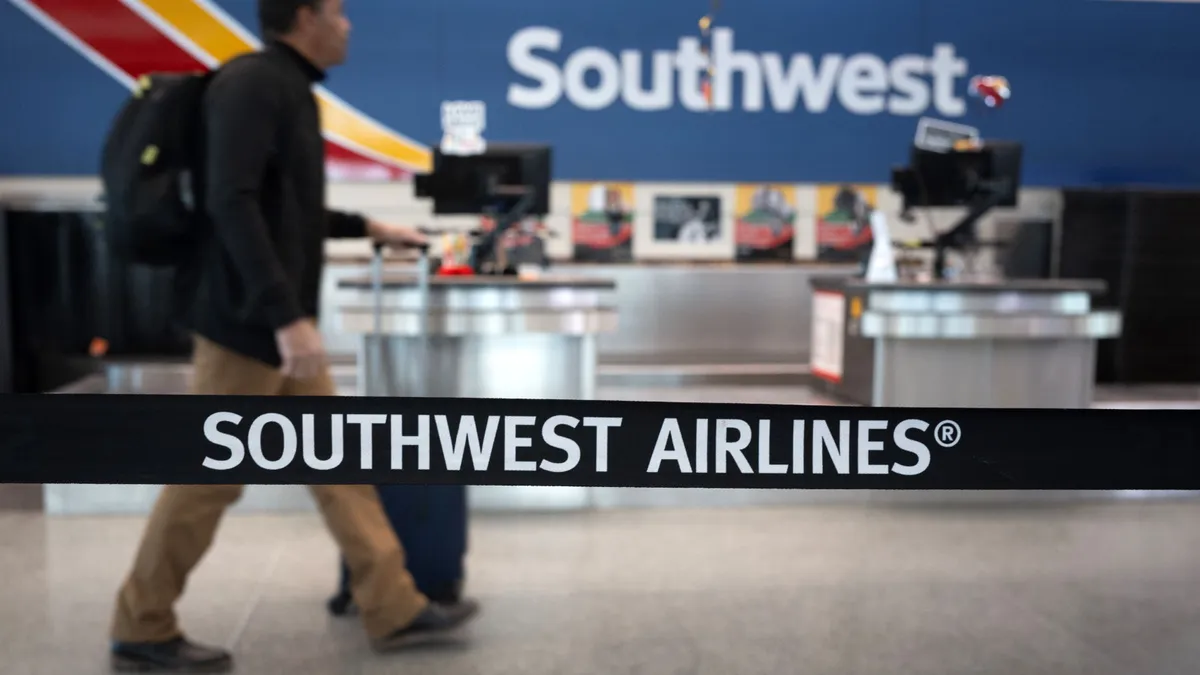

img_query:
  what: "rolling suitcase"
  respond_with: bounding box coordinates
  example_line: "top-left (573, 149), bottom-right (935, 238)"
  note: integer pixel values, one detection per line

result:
top-left (327, 241), bottom-right (469, 616)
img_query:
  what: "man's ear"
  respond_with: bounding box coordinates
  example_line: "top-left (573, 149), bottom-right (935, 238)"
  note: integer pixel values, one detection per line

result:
top-left (293, 5), bottom-right (317, 32)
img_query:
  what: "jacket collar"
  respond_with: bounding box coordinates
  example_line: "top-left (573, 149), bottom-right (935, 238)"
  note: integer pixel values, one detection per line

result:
top-left (268, 39), bottom-right (326, 83)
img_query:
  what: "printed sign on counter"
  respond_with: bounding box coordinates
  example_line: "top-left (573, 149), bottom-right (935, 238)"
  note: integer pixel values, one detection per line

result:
top-left (811, 291), bottom-right (846, 383)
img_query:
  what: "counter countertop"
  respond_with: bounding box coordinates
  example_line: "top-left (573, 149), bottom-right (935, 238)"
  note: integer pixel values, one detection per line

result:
top-left (1, 194), bottom-right (104, 212)
top-left (810, 276), bottom-right (1107, 295)
top-left (325, 253), bottom-right (858, 271)
top-left (338, 274), bottom-right (617, 290)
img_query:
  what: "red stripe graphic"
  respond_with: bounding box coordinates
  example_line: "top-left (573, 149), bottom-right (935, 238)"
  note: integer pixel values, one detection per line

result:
top-left (30, 0), bottom-right (202, 77)
top-left (26, 0), bottom-right (406, 180)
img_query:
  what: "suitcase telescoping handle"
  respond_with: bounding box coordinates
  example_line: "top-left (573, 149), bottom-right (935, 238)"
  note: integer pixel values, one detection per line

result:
top-left (371, 240), bottom-right (431, 336)
top-left (370, 240), bottom-right (433, 398)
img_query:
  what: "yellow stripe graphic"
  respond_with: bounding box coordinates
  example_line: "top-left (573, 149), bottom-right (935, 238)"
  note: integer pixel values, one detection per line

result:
top-left (137, 0), bottom-right (431, 172)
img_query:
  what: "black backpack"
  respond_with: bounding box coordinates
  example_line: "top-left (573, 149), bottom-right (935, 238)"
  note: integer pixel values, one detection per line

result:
top-left (99, 70), bottom-right (215, 267)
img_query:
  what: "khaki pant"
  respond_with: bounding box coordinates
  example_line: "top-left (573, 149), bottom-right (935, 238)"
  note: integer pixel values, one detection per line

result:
top-left (110, 335), bottom-right (428, 643)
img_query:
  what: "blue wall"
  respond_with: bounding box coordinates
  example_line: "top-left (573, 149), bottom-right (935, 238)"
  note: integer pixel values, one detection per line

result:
top-left (2, 0), bottom-right (1198, 186)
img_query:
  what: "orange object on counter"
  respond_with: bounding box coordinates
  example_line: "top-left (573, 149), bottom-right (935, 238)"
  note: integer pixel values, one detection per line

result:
top-left (437, 265), bottom-right (475, 276)
top-left (89, 337), bottom-right (109, 357)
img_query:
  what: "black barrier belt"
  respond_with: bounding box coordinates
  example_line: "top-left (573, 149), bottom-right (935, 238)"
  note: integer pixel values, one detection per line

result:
top-left (2, 394), bottom-right (1200, 489)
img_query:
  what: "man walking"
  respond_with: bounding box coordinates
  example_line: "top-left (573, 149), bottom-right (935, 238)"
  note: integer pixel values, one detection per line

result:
top-left (108, 1), bottom-right (478, 671)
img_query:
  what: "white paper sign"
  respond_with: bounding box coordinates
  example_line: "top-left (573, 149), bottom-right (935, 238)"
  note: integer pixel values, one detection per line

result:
top-left (811, 291), bottom-right (846, 383)
top-left (914, 116), bottom-right (979, 153)
top-left (440, 100), bottom-right (487, 156)
top-left (864, 209), bottom-right (898, 283)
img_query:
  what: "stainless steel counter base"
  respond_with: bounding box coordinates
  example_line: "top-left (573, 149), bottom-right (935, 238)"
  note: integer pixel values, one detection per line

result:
top-left (357, 334), bottom-right (595, 401)
top-left (356, 333), bottom-right (599, 512)
top-left (811, 278), bottom-right (1123, 408)
top-left (340, 273), bottom-right (620, 512)
top-left (871, 338), bottom-right (1099, 408)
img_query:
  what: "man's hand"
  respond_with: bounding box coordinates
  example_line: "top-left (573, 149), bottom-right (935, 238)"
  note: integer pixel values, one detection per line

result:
top-left (366, 220), bottom-right (428, 249)
top-left (275, 318), bottom-right (327, 380)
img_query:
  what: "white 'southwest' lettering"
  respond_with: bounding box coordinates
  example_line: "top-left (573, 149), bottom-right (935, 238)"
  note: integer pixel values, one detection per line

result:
top-left (347, 414), bottom-right (387, 469)
top-left (202, 412), bottom-right (244, 471)
top-left (506, 26), bottom-right (967, 116)
top-left (201, 412), bottom-right (623, 473)
top-left (435, 415), bottom-right (500, 471)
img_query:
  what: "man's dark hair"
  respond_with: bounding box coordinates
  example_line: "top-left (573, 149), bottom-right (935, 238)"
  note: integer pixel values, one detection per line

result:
top-left (258, 0), bottom-right (324, 38)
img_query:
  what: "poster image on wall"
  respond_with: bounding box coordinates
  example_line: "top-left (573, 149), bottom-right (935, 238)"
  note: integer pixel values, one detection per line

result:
top-left (815, 184), bottom-right (878, 264)
top-left (478, 214), bottom-right (549, 268)
top-left (570, 183), bottom-right (635, 263)
top-left (733, 184), bottom-right (797, 261)
top-left (653, 195), bottom-right (722, 244)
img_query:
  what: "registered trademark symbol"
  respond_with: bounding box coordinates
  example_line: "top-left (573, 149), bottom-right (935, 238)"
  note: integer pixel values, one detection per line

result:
top-left (934, 421), bottom-right (961, 448)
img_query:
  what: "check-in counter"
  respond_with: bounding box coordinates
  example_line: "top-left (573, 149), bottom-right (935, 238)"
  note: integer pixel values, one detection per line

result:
top-left (321, 257), bottom-right (859, 368)
top-left (336, 272), bottom-right (618, 510)
top-left (337, 273), bottom-right (617, 399)
top-left (808, 277), bottom-right (1122, 408)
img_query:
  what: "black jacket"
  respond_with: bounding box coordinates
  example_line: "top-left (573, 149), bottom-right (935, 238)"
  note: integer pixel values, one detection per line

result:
top-left (191, 41), bottom-right (367, 367)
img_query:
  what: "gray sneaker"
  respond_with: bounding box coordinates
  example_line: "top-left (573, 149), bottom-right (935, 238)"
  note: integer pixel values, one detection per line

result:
top-left (110, 636), bottom-right (233, 673)
top-left (371, 599), bottom-right (481, 652)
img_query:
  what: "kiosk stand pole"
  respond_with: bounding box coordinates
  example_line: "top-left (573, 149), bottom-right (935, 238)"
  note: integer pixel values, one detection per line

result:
top-left (931, 181), bottom-right (1011, 280)
top-left (469, 189), bottom-right (536, 275)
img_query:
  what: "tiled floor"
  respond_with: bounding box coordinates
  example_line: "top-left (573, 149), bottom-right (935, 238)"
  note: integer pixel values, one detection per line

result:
top-left (4, 499), bottom-right (1200, 674)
